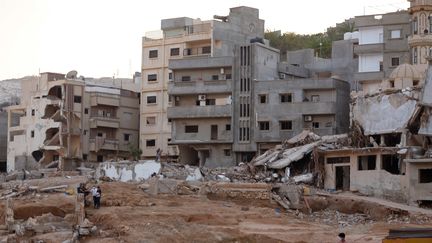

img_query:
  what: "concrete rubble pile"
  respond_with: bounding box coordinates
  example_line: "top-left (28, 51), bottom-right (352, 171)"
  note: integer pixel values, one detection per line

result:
top-left (0, 176), bottom-right (97, 242)
top-left (250, 131), bottom-right (349, 184)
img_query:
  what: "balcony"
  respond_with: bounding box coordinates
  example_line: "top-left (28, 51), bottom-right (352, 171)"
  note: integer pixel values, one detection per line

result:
top-left (169, 56), bottom-right (232, 70)
top-left (168, 105), bottom-right (232, 119)
top-left (257, 102), bottom-right (336, 115)
top-left (143, 23), bottom-right (211, 42)
top-left (408, 34), bottom-right (432, 47)
top-left (89, 138), bottom-right (119, 151)
top-left (90, 93), bottom-right (120, 107)
top-left (168, 79), bottom-right (232, 95)
top-left (354, 71), bottom-right (385, 81)
top-left (89, 116), bottom-right (120, 129)
top-left (354, 43), bottom-right (384, 54)
top-left (183, 46), bottom-right (211, 58)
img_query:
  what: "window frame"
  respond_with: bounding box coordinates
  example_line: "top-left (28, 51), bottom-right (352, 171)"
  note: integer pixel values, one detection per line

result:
top-left (149, 50), bottom-right (158, 58)
top-left (258, 121), bottom-right (270, 131)
top-left (279, 120), bottom-right (293, 131)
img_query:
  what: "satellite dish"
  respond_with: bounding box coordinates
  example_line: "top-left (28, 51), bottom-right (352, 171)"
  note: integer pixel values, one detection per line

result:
top-left (66, 70), bottom-right (78, 79)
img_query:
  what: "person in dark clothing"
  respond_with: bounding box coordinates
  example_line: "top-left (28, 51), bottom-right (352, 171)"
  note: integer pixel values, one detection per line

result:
top-left (94, 186), bottom-right (102, 209)
top-left (77, 183), bottom-right (90, 206)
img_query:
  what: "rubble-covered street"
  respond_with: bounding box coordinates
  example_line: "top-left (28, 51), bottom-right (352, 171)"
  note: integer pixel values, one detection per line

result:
top-left (0, 163), bottom-right (431, 243)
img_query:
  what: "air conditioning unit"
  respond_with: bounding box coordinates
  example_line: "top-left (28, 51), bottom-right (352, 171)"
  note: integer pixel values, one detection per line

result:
top-left (198, 94), bottom-right (207, 101)
top-left (279, 73), bottom-right (286, 79)
top-left (304, 115), bottom-right (312, 122)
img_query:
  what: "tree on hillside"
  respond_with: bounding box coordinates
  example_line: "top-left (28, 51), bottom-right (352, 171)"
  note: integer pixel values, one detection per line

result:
top-left (264, 19), bottom-right (355, 59)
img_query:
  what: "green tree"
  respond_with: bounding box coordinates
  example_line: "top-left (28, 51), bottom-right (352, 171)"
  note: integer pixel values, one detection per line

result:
top-left (129, 145), bottom-right (142, 161)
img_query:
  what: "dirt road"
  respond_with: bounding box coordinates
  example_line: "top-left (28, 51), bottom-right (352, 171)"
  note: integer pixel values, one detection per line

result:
top-left (78, 182), bottom-right (432, 243)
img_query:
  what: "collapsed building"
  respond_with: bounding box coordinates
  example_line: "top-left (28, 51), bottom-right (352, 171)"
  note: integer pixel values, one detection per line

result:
top-left (6, 72), bottom-right (140, 172)
top-left (251, 62), bottom-right (432, 206)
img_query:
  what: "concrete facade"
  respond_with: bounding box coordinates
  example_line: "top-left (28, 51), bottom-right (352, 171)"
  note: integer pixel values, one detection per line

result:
top-left (352, 11), bottom-right (411, 93)
top-left (141, 6), bottom-right (265, 160)
top-left (6, 72), bottom-right (140, 172)
top-left (167, 37), bottom-right (350, 167)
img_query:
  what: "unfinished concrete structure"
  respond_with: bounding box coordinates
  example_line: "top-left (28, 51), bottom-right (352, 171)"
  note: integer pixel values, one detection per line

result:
top-left (141, 6), bottom-right (265, 160)
top-left (168, 38), bottom-right (350, 167)
top-left (6, 72), bottom-right (140, 172)
top-left (352, 11), bottom-right (411, 93)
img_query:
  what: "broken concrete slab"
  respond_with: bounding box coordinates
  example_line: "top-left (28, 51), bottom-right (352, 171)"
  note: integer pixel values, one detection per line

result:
top-left (97, 160), bottom-right (161, 182)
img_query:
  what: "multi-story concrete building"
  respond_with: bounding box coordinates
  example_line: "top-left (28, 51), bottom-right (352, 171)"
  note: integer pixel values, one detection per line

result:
top-left (6, 72), bottom-right (140, 172)
top-left (140, 6), bottom-right (265, 160)
top-left (168, 36), bottom-right (350, 167)
top-left (352, 11), bottom-right (411, 93)
top-left (408, 0), bottom-right (432, 73)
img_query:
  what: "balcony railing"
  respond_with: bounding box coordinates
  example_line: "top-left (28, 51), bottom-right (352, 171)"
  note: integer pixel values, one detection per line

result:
top-left (89, 138), bottom-right (119, 151)
top-left (183, 46), bottom-right (211, 57)
top-left (143, 23), bottom-right (211, 41)
top-left (168, 105), bottom-right (232, 119)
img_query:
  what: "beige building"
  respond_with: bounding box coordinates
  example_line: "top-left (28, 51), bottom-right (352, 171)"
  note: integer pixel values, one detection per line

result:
top-left (6, 72), bottom-right (140, 172)
top-left (141, 7), bottom-right (265, 159)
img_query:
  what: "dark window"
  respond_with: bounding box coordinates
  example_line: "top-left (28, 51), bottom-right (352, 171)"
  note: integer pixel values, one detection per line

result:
top-left (185, 125), bottom-right (198, 133)
top-left (280, 93), bottom-right (292, 103)
top-left (83, 130), bottom-right (87, 135)
top-left (124, 134), bottom-right (130, 142)
top-left (31, 109), bottom-right (35, 116)
top-left (170, 48), bottom-right (180, 56)
top-left (312, 122), bottom-right (319, 128)
top-left (226, 124), bottom-right (231, 131)
top-left (181, 76), bottom-right (191, 82)
top-left (382, 154), bottom-right (400, 175)
top-left (226, 73), bottom-right (232, 80)
top-left (280, 120), bottom-right (292, 130)
top-left (31, 130), bottom-right (34, 138)
top-left (149, 50), bottom-right (158, 58)
top-left (168, 118), bottom-right (172, 123)
top-left (391, 57), bottom-right (400, 67)
top-left (259, 121), bottom-right (269, 131)
top-left (146, 139), bottom-right (156, 147)
top-left (148, 74), bottom-right (157, 81)
top-left (147, 96), bottom-right (157, 104)
top-left (224, 149), bottom-right (231, 156)
top-left (202, 46), bottom-right (211, 54)
top-left (83, 154), bottom-right (88, 160)
top-left (84, 108), bottom-right (88, 114)
top-left (259, 94), bottom-right (267, 104)
top-left (168, 72), bottom-right (173, 81)
top-left (74, 96), bottom-right (82, 103)
top-left (419, 169), bottom-right (432, 183)
top-left (379, 61), bottom-right (384, 71)
top-left (413, 48), bottom-right (418, 64)
top-left (212, 75), bottom-right (219, 80)
top-left (358, 155), bottom-right (377, 170)
top-left (97, 155), bottom-right (103, 162)
top-left (206, 99), bottom-right (216, 105)
top-left (97, 132), bottom-right (103, 137)
top-left (327, 157), bottom-right (350, 164)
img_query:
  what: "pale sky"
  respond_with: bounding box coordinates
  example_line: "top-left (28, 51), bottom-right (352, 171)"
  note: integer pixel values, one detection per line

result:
top-left (0, 0), bottom-right (409, 80)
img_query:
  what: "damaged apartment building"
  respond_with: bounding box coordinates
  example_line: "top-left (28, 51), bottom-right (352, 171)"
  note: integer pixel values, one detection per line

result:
top-left (6, 72), bottom-right (140, 172)
top-left (319, 0), bottom-right (432, 206)
top-left (158, 7), bottom-right (351, 168)
top-left (321, 62), bottom-right (432, 206)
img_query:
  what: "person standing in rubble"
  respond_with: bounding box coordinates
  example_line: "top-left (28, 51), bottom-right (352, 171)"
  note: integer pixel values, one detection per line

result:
top-left (94, 186), bottom-right (102, 209)
top-left (90, 186), bottom-right (98, 209)
top-left (156, 148), bottom-right (162, 162)
top-left (77, 183), bottom-right (90, 206)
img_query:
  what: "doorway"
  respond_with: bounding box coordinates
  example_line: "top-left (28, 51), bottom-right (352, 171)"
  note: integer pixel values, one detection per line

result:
top-left (211, 125), bottom-right (218, 140)
top-left (335, 166), bottom-right (350, 191)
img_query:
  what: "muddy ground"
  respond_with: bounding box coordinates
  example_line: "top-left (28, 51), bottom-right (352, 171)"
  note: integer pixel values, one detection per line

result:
top-left (55, 182), bottom-right (431, 243)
